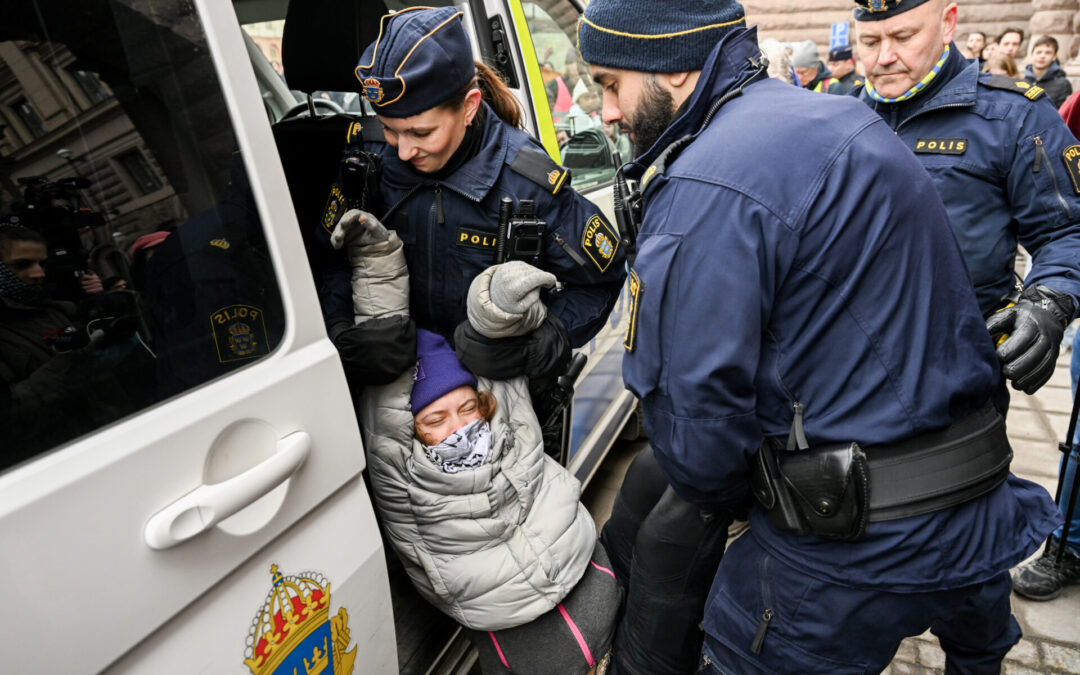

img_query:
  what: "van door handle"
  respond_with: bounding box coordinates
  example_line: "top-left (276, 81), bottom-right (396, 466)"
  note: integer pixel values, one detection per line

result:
top-left (144, 431), bottom-right (311, 550)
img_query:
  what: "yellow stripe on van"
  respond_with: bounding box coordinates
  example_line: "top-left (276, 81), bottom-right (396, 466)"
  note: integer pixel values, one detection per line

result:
top-left (508, 0), bottom-right (562, 164)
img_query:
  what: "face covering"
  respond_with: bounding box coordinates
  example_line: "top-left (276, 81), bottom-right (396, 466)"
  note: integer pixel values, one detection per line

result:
top-left (0, 261), bottom-right (43, 305)
top-left (423, 418), bottom-right (492, 473)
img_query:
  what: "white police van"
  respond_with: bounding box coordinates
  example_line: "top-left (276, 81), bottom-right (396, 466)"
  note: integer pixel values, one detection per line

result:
top-left (0, 0), bottom-right (636, 671)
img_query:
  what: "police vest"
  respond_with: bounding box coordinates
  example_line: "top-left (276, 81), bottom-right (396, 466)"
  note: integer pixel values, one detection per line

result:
top-left (813, 77), bottom-right (839, 93)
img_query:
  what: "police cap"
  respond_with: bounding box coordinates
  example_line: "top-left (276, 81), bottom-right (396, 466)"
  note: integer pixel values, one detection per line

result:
top-left (355, 7), bottom-right (475, 118)
top-left (829, 45), bottom-right (853, 61)
top-left (853, 0), bottom-right (934, 21)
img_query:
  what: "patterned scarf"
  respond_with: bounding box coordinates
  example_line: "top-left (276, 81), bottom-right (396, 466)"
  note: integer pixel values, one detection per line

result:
top-left (865, 44), bottom-right (951, 104)
top-left (423, 419), bottom-right (492, 473)
top-left (0, 260), bottom-right (43, 305)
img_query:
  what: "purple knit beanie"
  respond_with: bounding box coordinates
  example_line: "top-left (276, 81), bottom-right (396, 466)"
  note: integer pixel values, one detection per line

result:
top-left (412, 329), bottom-right (478, 415)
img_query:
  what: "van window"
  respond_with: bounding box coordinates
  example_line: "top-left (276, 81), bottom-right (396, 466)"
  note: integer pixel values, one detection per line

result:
top-left (0, 0), bottom-right (285, 470)
top-left (520, 0), bottom-right (627, 188)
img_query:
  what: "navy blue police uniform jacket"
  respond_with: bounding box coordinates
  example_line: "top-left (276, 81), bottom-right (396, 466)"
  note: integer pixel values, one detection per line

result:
top-left (363, 103), bottom-right (626, 347)
top-left (856, 48), bottom-right (1080, 317)
top-left (622, 28), bottom-right (1059, 593)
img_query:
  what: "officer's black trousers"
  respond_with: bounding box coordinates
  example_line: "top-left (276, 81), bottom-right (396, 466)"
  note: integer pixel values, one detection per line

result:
top-left (600, 447), bottom-right (732, 675)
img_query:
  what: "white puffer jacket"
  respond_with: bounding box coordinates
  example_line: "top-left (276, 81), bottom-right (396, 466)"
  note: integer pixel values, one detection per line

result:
top-left (335, 212), bottom-right (596, 631)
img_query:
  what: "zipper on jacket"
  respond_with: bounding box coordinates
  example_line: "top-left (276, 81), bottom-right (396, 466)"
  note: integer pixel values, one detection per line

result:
top-left (750, 554), bottom-right (773, 654)
top-left (434, 183), bottom-right (445, 225)
top-left (428, 188), bottom-right (438, 320)
top-left (553, 233), bottom-right (587, 267)
top-left (1033, 136), bottom-right (1073, 218)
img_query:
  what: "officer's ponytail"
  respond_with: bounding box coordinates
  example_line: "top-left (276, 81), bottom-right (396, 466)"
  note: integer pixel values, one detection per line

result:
top-left (442, 61), bottom-right (523, 129)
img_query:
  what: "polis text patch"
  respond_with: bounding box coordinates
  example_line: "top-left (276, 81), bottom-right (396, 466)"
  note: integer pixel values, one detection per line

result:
top-left (914, 138), bottom-right (967, 155)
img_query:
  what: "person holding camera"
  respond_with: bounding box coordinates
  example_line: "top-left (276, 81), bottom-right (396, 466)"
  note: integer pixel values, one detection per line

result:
top-left (0, 225), bottom-right (153, 466)
top-left (348, 7), bottom-right (625, 386)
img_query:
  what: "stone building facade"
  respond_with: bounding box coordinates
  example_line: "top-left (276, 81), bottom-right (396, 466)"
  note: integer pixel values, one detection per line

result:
top-left (747, 0), bottom-right (1080, 83)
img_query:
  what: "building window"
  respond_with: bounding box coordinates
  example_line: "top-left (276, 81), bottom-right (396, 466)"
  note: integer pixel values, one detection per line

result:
top-left (10, 97), bottom-right (47, 138)
top-left (115, 149), bottom-right (162, 194)
top-left (69, 69), bottom-right (111, 105)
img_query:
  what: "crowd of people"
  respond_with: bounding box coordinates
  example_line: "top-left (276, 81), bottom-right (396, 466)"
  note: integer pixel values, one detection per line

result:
top-left (768, 24), bottom-right (1076, 108)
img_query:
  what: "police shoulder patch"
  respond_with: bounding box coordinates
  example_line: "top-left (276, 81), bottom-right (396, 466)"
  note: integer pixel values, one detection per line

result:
top-left (210, 304), bottom-right (270, 363)
top-left (322, 184), bottom-right (345, 234)
top-left (581, 214), bottom-right (619, 273)
top-left (509, 146), bottom-right (568, 194)
top-left (1062, 145), bottom-right (1080, 194)
top-left (980, 74), bottom-right (1046, 101)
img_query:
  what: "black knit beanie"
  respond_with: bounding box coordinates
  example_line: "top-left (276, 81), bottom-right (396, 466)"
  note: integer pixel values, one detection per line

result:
top-left (578, 0), bottom-right (747, 73)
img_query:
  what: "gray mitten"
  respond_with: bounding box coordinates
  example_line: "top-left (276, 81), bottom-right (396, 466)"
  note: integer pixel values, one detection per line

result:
top-left (331, 209), bottom-right (409, 321)
top-left (467, 261), bottom-right (557, 339)
top-left (331, 209), bottom-right (400, 257)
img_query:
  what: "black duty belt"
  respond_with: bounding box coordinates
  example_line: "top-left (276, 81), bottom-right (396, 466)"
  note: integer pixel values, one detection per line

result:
top-left (864, 403), bottom-right (1012, 521)
top-left (750, 403), bottom-right (1012, 540)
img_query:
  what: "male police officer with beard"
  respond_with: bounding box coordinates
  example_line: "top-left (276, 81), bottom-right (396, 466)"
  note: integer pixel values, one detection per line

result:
top-left (578, 0), bottom-right (1060, 672)
top-left (852, 0), bottom-right (1080, 603)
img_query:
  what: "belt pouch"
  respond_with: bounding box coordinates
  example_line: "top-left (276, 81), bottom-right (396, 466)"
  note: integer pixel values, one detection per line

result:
top-left (749, 437), bottom-right (809, 535)
top-left (751, 439), bottom-right (871, 541)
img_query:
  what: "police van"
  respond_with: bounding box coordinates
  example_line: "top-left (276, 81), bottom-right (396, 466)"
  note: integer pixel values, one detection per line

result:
top-left (0, 0), bottom-right (636, 671)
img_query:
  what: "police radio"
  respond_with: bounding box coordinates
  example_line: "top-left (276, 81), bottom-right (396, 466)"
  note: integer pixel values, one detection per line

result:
top-left (496, 198), bottom-right (546, 265)
top-left (339, 149), bottom-right (383, 215)
top-left (612, 151), bottom-right (641, 265)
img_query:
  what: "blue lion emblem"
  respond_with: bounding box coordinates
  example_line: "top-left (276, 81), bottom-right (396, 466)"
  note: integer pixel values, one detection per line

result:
top-left (868, 0), bottom-right (889, 11)
top-left (362, 77), bottom-right (384, 103)
top-left (595, 232), bottom-right (613, 258)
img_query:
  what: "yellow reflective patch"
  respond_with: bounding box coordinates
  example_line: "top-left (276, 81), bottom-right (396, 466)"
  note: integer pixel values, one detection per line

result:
top-left (624, 269), bottom-right (642, 352)
top-left (581, 214), bottom-right (619, 273)
top-left (1025, 85), bottom-right (1045, 101)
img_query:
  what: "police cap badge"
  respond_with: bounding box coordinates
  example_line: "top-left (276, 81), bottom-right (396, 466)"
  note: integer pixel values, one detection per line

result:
top-left (853, 0), bottom-right (934, 21)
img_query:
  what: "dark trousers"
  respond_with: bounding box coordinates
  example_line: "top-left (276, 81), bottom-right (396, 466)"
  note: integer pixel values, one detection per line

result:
top-left (698, 534), bottom-right (1020, 674)
top-left (600, 447), bottom-right (732, 674)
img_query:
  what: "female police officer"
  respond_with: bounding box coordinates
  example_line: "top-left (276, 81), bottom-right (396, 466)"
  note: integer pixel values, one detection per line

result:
top-left (353, 7), bottom-right (625, 381)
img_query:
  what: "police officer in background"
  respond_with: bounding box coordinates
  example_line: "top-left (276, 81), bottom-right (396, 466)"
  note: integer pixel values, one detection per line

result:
top-left (578, 0), bottom-right (1060, 672)
top-left (351, 8), bottom-right (625, 386)
top-left (853, 0), bottom-right (1080, 601)
top-left (827, 44), bottom-right (863, 94)
top-left (853, 0), bottom-right (1080, 391)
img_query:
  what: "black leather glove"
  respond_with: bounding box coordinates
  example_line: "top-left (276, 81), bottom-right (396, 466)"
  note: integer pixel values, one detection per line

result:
top-left (329, 315), bottom-right (417, 385)
top-left (986, 284), bottom-right (1075, 395)
top-left (454, 314), bottom-right (571, 381)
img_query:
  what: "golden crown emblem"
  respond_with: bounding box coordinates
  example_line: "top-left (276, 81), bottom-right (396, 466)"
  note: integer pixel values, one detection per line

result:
top-left (243, 565), bottom-right (356, 675)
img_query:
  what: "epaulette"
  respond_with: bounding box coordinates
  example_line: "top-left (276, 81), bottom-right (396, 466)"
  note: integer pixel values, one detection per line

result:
top-left (979, 74), bottom-right (1046, 101)
top-left (640, 135), bottom-right (693, 189)
top-left (344, 116), bottom-right (386, 145)
top-left (508, 146), bottom-right (569, 194)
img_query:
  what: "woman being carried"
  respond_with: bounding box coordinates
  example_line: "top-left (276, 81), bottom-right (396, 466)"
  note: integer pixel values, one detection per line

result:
top-left (333, 210), bottom-right (618, 674)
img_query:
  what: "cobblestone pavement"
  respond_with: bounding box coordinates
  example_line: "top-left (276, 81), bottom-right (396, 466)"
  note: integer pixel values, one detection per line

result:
top-left (582, 350), bottom-right (1080, 675)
